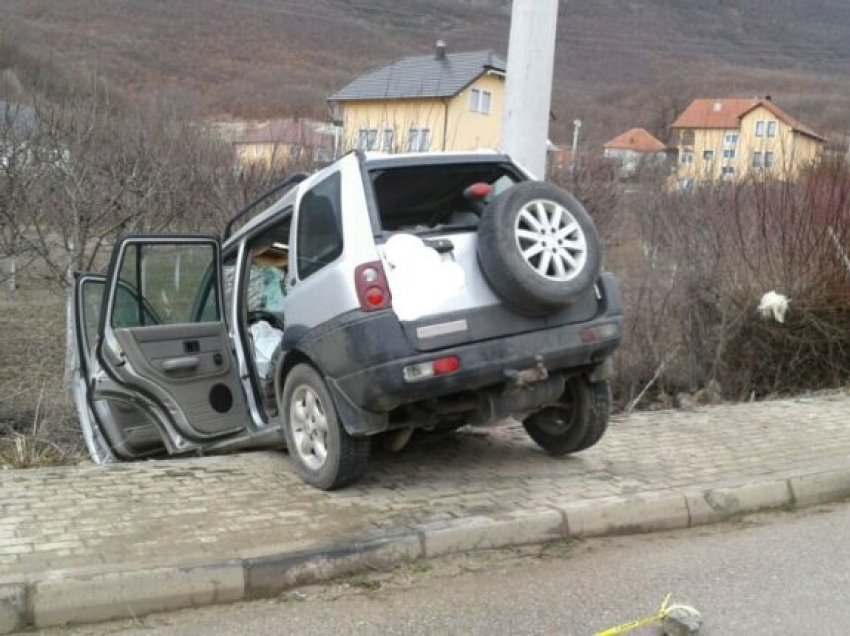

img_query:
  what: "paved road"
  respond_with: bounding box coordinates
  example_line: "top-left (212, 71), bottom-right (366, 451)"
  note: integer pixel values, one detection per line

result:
top-left (39, 501), bottom-right (850, 635)
top-left (3, 393), bottom-right (850, 580)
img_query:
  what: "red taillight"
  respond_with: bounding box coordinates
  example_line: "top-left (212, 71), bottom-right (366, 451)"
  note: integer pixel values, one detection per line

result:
top-left (463, 182), bottom-right (492, 200)
top-left (364, 286), bottom-right (386, 308)
top-left (403, 355), bottom-right (462, 382)
top-left (432, 355), bottom-right (460, 375)
top-left (355, 262), bottom-right (392, 312)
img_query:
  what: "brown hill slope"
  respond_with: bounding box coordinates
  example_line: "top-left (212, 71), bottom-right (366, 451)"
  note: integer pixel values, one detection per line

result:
top-left (3, 0), bottom-right (850, 146)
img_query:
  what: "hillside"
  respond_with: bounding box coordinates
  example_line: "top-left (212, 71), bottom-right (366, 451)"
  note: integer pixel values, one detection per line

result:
top-left (3, 0), bottom-right (850, 147)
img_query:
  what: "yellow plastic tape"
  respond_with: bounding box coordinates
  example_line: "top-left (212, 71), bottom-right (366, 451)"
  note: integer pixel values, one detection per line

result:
top-left (594, 593), bottom-right (672, 636)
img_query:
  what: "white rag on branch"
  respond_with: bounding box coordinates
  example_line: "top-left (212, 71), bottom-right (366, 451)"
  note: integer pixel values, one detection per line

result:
top-left (757, 291), bottom-right (789, 323)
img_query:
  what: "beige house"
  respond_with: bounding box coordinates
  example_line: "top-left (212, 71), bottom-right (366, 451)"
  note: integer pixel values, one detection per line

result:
top-left (328, 42), bottom-right (506, 154)
top-left (603, 127), bottom-right (668, 178)
top-left (213, 119), bottom-right (335, 168)
top-left (671, 97), bottom-right (825, 184)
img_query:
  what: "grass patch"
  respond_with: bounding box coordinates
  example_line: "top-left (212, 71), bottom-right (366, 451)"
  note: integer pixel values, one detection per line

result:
top-left (0, 284), bottom-right (84, 468)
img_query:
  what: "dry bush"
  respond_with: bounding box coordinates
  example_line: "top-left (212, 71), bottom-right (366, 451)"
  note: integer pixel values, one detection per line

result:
top-left (611, 160), bottom-right (850, 408)
top-left (549, 158), bottom-right (623, 247)
top-left (0, 67), bottom-right (301, 465)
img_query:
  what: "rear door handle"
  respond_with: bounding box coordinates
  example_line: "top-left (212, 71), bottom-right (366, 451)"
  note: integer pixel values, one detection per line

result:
top-left (161, 356), bottom-right (199, 372)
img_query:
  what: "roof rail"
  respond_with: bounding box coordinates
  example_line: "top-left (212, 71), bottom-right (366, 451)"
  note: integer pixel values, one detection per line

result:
top-left (223, 172), bottom-right (309, 240)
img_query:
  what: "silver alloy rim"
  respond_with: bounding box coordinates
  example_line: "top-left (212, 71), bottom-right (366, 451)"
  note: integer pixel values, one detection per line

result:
top-left (289, 385), bottom-right (329, 471)
top-left (514, 199), bottom-right (587, 282)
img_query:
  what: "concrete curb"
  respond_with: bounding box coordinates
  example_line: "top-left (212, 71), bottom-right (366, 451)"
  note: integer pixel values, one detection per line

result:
top-left (4, 464), bottom-right (850, 633)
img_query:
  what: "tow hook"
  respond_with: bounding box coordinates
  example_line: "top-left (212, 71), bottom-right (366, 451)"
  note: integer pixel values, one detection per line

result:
top-left (504, 355), bottom-right (549, 389)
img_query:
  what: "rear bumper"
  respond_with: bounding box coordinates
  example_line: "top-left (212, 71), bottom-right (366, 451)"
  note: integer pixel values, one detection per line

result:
top-left (334, 314), bottom-right (621, 412)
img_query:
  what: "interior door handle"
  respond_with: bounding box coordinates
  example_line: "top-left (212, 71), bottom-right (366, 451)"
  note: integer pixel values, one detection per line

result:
top-left (161, 356), bottom-right (199, 372)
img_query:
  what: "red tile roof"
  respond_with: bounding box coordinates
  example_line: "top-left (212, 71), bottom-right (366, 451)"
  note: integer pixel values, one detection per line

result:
top-left (671, 98), bottom-right (826, 142)
top-left (603, 127), bottom-right (666, 152)
top-left (234, 119), bottom-right (333, 149)
top-left (671, 98), bottom-right (757, 130)
top-left (740, 100), bottom-right (826, 142)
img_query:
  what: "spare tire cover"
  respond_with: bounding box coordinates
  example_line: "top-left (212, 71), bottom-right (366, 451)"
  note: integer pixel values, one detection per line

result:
top-left (476, 181), bottom-right (602, 315)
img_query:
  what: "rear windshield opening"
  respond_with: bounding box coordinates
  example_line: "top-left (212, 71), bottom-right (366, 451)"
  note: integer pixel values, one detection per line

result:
top-left (369, 163), bottom-right (519, 234)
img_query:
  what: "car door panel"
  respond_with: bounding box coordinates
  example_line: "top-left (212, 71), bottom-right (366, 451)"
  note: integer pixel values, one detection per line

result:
top-left (108, 322), bottom-right (246, 438)
top-left (91, 396), bottom-right (163, 457)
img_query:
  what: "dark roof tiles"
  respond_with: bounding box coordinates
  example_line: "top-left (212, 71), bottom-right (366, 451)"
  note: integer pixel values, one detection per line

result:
top-left (329, 50), bottom-right (505, 102)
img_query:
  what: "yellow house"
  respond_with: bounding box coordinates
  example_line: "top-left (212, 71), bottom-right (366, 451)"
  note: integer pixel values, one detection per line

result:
top-left (213, 119), bottom-right (335, 169)
top-left (327, 42), bottom-right (506, 154)
top-left (671, 97), bottom-right (826, 184)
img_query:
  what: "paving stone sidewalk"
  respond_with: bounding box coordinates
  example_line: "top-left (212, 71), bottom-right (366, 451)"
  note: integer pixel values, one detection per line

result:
top-left (3, 393), bottom-right (850, 583)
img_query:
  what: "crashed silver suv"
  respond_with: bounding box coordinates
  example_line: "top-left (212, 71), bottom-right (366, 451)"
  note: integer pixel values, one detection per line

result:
top-left (69, 151), bottom-right (622, 489)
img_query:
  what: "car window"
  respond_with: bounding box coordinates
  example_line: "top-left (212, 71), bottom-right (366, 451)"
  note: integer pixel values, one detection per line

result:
top-left (296, 172), bottom-right (343, 280)
top-left (84, 278), bottom-right (160, 337)
top-left (369, 163), bottom-right (520, 233)
top-left (113, 242), bottom-right (219, 327)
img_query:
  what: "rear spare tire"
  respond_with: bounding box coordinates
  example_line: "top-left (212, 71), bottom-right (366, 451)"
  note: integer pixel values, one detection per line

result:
top-left (477, 181), bottom-right (601, 315)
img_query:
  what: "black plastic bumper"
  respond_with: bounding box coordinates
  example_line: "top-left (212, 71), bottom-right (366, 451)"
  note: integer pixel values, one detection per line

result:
top-left (332, 314), bottom-right (621, 412)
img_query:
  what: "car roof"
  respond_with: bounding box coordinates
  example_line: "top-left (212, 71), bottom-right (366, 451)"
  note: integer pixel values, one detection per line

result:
top-left (224, 151), bottom-right (520, 246)
top-left (364, 150), bottom-right (513, 170)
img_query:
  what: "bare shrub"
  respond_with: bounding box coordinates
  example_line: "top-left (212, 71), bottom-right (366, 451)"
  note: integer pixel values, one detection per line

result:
top-left (0, 68), bottom-right (298, 465)
top-left (549, 158), bottom-right (623, 246)
top-left (614, 160), bottom-right (850, 408)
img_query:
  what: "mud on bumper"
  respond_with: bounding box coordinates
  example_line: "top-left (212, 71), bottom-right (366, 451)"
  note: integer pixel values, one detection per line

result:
top-left (332, 315), bottom-right (620, 414)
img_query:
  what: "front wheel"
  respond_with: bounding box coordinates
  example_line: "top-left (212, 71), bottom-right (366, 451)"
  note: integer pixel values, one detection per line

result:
top-left (280, 364), bottom-right (370, 490)
top-left (523, 377), bottom-right (610, 456)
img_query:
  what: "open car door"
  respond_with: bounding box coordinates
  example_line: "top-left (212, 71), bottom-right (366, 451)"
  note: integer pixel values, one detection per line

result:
top-left (70, 236), bottom-right (249, 462)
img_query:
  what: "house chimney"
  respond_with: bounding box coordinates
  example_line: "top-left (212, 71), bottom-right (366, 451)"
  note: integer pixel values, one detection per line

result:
top-left (435, 40), bottom-right (447, 60)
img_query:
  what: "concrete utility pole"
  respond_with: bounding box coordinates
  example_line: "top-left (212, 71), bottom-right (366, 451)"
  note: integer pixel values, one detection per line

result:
top-left (501, 0), bottom-right (559, 179)
top-left (570, 118), bottom-right (582, 170)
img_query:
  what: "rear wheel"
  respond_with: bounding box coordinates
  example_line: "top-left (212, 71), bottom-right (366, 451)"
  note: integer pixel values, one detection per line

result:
top-left (280, 364), bottom-right (370, 490)
top-left (523, 377), bottom-right (610, 456)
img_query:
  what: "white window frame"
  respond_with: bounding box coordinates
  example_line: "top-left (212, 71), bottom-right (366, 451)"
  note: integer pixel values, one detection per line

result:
top-left (469, 88), bottom-right (493, 115)
top-left (723, 148), bottom-right (736, 159)
top-left (407, 127), bottom-right (431, 152)
top-left (767, 121), bottom-right (777, 138)
top-left (755, 121), bottom-right (765, 138)
top-left (724, 133), bottom-right (739, 147)
top-left (480, 90), bottom-right (492, 114)
top-left (358, 128), bottom-right (378, 151)
top-left (680, 151), bottom-right (694, 165)
top-left (703, 149), bottom-right (714, 161)
top-left (381, 128), bottom-right (394, 153)
top-left (765, 151), bottom-right (775, 168)
top-left (752, 151), bottom-right (764, 168)
top-left (721, 166), bottom-right (736, 179)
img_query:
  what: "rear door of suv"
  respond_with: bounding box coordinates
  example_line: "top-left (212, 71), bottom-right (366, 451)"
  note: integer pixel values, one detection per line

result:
top-left (365, 155), bottom-right (604, 352)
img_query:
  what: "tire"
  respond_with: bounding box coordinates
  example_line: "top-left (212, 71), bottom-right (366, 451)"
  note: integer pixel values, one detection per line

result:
top-left (280, 363), bottom-right (370, 490)
top-left (477, 181), bottom-right (602, 315)
top-left (572, 380), bottom-right (611, 453)
top-left (523, 377), bottom-right (610, 456)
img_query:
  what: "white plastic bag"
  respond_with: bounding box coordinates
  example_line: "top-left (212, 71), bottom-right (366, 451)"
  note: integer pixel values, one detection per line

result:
top-left (249, 320), bottom-right (283, 379)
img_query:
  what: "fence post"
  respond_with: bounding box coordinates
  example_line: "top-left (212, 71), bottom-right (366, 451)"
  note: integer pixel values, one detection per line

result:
top-left (1, 257), bottom-right (16, 294)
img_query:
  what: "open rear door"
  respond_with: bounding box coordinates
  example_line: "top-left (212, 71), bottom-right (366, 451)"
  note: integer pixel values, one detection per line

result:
top-left (78, 236), bottom-right (249, 459)
top-left (69, 272), bottom-right (117, 463)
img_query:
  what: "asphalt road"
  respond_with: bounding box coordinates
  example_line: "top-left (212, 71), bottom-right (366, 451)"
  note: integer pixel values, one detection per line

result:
top-left (38, 501), bottom-right (850, 635)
